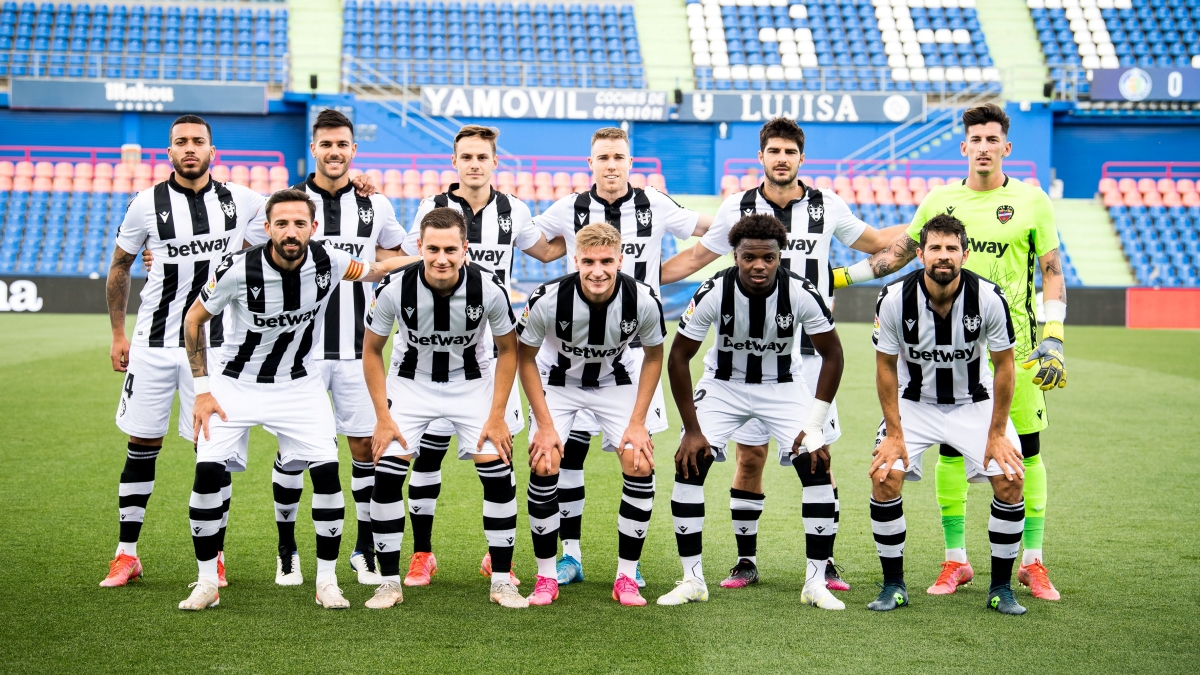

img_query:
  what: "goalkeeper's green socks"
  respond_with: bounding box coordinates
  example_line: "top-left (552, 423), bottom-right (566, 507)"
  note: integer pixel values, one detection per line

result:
top-left (1022, 454), bottom-right (1047, 565)
top-left (935, 454), bottom-right (969, 562)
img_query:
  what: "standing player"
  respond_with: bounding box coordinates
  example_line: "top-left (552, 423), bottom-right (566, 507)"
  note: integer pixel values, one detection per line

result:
top-left (101, 115), bottom-right (265, 588)
top-left (532, 127), bottom-right (710, 587)
top-left (662, 214), bottom-right (845, 610)
top-left (177, 188), bottom-right (410, 611)
top-left (514, 223), bottom-right (667, 607)
top-left (660, 117), bottom-right (904, 591)
top-left (248, 109), bottom-right (408, 588)
top-left (397, 124), bottom-right (565, 587)
top-left (837, 104), bottom-right (1066, 600)
top-left (359, 207), bottom-right (524, 610)
top-left (867, 214), bottom-right (1028, 615)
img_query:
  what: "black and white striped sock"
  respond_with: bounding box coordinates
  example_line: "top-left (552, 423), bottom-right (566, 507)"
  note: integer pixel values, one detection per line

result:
top-left (216, 469), bottom-right (231, 553)
top-left (671, 453), bottom-right (714, 582)
top-left (408, 435), bottom-right (449, 554)
top-left (870, 496), bottom-right (906, 583)
top-left (309, 461), bottom-right (344, 583)
top-left (350, 459), bottom-right (375, 560)
top-left (189, 461), bottom-right (226, 584)
top-left (271, 452), bottom-right (304, 554)
top-left (527, 472), bottom-right (560, 577)
top-left (371, 456), bottom-right (410, 583)
top-left (794, 453), bottom-right (835, 583)
top-left (730, 488), bottom-right (764, 564)
top-left (476, 458), bottom-right (517, 580)
top-left (558, 430), bottom-right (591, 561)
top-left (617, 472), bottom-right (654, 578)
top-left (116, 442), bottom-right (160, 556)
top-left (989, 497), bottom-right (1025, 587)
top-left (830, 486), bottom-right (840, 561)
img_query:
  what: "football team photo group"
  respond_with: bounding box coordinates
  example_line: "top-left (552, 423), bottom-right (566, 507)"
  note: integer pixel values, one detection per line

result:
top-left (98, 104), bottom-right (1069, 618)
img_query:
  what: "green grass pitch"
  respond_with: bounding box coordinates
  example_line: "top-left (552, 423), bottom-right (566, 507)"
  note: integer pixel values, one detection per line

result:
top-left (1, 315), bottom-right (1198, 674)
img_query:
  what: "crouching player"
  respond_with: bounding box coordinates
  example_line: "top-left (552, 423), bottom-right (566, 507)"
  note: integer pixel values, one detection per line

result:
top-left (867, 214), bottom-right (1028, 615)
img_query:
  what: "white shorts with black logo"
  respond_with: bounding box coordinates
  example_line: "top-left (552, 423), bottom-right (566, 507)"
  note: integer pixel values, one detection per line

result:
top-left (115, 346), bottom-right (219, 441)
top-left (689, 376), bottom-right (818, 466)
top-left (195, 373), bottom-right (337, 472)
top-left (877, 397), bottom-right (1022, 483)
top-left (529, 381), bottom-right (654, 453)
top-left (383, 375), bottom-right (515, 460)
top-left (425, 357), bottom-right (524, 438)
top-left (564, 347), bottom-right (669, 444)
top-left (316, 358), bottom-right (376, 437)
top-left (730, 354), bottom-right (840, 447)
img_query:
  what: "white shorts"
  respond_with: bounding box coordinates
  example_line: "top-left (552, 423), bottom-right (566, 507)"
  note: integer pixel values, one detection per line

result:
top-left (384, 375), bottom-right (513, 460)
top-left (426, 358), bottom-right (524, 437)
top-left (877, 397), bottom-right (1022, 483)
top-left (730, 354), bottom-right (840, 447)
top-left (195, 373), bottom-right (337, 472)
top-left (690, 376), bottom-right (819, 465)
top-left (564, 346), bottom-right (669, 443)
top-left (316, 359), bottom-right (376, 437)
top-left (529, 382), bottom-right (654, 453)
top-left (116, 346), bottom-right (219, 441)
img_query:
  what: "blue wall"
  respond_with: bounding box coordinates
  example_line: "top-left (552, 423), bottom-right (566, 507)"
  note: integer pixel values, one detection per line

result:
top-left (1051, 117), bottom-right (1200, 198)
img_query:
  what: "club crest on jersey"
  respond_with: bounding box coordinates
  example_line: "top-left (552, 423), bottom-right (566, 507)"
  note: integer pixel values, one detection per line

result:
top-left (466, 304), bottom-right (484, 321)
top-left (996, 205), bottom-right (1014, 224)
top-left (621, 318), bottom-right (638, 335)
top-left (498, 214), bottom-right (512, 233)
top-left (963, 314), bottom-right (981, 332)
top-left (776, 313), bottom-right (794, 330)
top-left (220, 201), bottom-right (236, 218)
top-left (316, 272), bottom-right (331, 290)
top-left (635, 207), bottom-right (652, 227)
top-left (359, 207), bottom-right (374, 224)
top-left (808, 203), bottom-right (824, 221)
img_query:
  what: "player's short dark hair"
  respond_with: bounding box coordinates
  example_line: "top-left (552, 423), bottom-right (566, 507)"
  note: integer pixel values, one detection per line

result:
top-left (312, 108), bottom-right (354, 139)
top-left (265, 188), bottom-right (316, 222)
top-left (919, 213), bottom-right (968, 249)
top-left (759, 117), bottom-right (805, 154)
top-left (420, 206), bottom-right (467, 240)
top-left (962, 103), bottom-right (1010, 136)
top-left (169, 114), bottom-right (212, 143)
top-left (591, 126), bottom-right (629, 149)
top-left (454, 124), bottom-right (498, 153)
top-left (729, 213), bottom-right (787, 250)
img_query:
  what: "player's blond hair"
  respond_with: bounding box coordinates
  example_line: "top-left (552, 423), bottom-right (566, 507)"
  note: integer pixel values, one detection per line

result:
top-left (574, 223), bottom-right (622, 256)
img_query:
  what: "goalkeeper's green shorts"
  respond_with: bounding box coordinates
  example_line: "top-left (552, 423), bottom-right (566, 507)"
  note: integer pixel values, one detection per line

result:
top-left (1010, 363), bottom-right (1049, 435)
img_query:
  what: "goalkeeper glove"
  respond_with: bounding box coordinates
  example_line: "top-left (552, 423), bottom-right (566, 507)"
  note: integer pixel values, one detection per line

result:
top-left (831, 266), bottom-right (853, 290)
top-left (1021, 321), bottom-right (1066, 390)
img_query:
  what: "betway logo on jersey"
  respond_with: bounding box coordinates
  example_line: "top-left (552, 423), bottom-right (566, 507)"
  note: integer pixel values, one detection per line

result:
top-left (561, 343), bottom-right (622, 358)
top-left (622, 242), bottom-right (646, 257)
top-left (907, 345), bottom-right (976, 362)
top-left (968, 238), bottom-right (1010, 258)
top-left (325, 241), bottom-right (364, 257)
top-left (468, 247), bottom-right (507, 267)
top-left (407, 330), bottom-right (476, 346)
top-left (165, 236), bottom-right (232, 258)
top-left (722, 335), bottom-right (789, 353)
top-left (253, 307), bottom-right (320, 328)
top-left (784, 238), bottom-right (818, 255)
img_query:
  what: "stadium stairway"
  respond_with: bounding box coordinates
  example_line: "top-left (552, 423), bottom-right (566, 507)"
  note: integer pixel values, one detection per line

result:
top-left (632, 0), bottom-right (694, 91)
top-left (1053, 197), bottom-right (1135, 286)
top-left (290, 0), bottom-right (343, 92)
top-left (974, 0), bottom-right (1048, 102)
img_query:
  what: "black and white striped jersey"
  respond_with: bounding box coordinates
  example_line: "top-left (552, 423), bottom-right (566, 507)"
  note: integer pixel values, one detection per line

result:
top-left (678, 267), bottom-right (834, 384)
top-left (364, 262), bottom-right (515, 382)
top-left (533, 185), bottom-right (699, 291)
top-left (873, 268), bottom-right (1016, 405)
top-left (517, 272), bottom-right (666, 388)
top-left (402, 185), bottom-right (541, 290)
top-left (243, 175), bottom-right (406, 361)
top-left (116, 174), bottom-right (265, 349)
top-left (200, 240), bottom-right (368, 384)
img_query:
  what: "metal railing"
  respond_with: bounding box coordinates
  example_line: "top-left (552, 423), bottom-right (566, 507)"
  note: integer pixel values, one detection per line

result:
top-left (341, 55), bottom-right (646, 92)
top-left (1101, 162), bottom-right (1200, 181)
top-left (0, 145), bottom-right (285, 167)
top-left (354, 151), bottom-right (662, 175)
top-left (721, 157), bottom-right (1037, 181)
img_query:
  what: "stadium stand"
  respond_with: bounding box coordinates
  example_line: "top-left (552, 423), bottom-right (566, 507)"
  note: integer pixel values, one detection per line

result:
top-left (687, 0), bottom-right (1001, 94)
top-left (1100, 162), bottom-right (1200, 286)
top-left (0, 2), bottom-right (289, 84)
top-left (340, 0), bottom-right (645, 89)
top-left (1028, 0), bottom-right (1200, 97)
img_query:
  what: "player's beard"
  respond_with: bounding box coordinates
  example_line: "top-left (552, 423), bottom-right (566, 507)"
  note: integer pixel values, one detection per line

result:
top-left (272, 237), bottom-right (306, 262)
top-left (318, 155), bottom-right (349, 181)
top-left (926, 263), bottom-right (960, 286)
top-left (173, 154), bottom-right (211, 181)
top-left (765, 164), bottom-right (799, 189)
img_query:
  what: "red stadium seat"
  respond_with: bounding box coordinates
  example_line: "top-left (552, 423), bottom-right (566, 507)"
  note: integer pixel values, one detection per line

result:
top-left (34, 162), bottom-right (54, 178)
top-left (13, 176), bottom-right (32, 191)
top-left (1102, 191), bottom-right (1124, 207)
top-left (875, 189), bottom-right (894, 205)
top-left (893, 189), bottom-right (913, 206)
top-left (268, 180), bottom-right (288, 194)
top-left (74, 162), bottom-right (93, 179)
top-left (230, 165), bottom-right (250, 185)
top-left (533, 171), bottom-right (552, 187)
top-left (554, 185), bottom-right (571, 200)
top-left (1177, 179), bottom-right (1196, 195)
top-left (908, 177), bottom-right (927, 193)
top-left (402, 169), bottom-right (422, 186)
top-left (552, 171), bottom-right (571, 188)
top-left (250, 180), bottom-right (269, 195)
top-left (1117, 177), bottom-right (1137, 194)
top-left (53, 177), bottom-right (73, 192)
top-left (572, 172), bottom-right (590, 190)
top-left (384, 183), bottom-right (404, 199)
top-left (831, 176), bottom-right (851, 192)
top-left (837, 188), bottom-right (856, 204)
top-left (0, 161), bottom-right (13, 177)
top-left (496, 170), bottom-right (516, 187)
top-left (889, 176), bottom-right (908, 193)
top-left (911, 189), bottom-right (927, 205)
top-left (250, 166), bottom-right (270, 182)
top-left (1143, 191), bottom-right (1162, 206)
top-left (153, 163), bottom-right (172, 181)
top-left (1022, 177), bottom-right (1041, 188)
top-left (33, 176), bottom-right (53, 191)
top-left (516, 184), bottom-right (535, 201)
top-left (402, 183), bottom-right (422, 199)
top-left (113, 177), bottom-right (132, 193)
top-left (1157, 178), bottom-right (1176, 195)
top-left (1123, 191), bottom-right (1143, 206)
top-left (133, 163), bottom-right (152, 180)
top-left (113, 163), bottom-right (133, 180)
top-left (1163, 192), bottom-right (1183, 207)
top-left (647, 174), bottom-right (667, 193)
top-left (851, 175), bottom-right (871, 192)
top-left (516, 171), bottom-right (534, 186)
top-left (270, 166), bottom-right (290, 182)
top-left (366, 169), bottom-right (384, 188)
top-left (421, 183), bottom-right (440, 198)
top-left (797, 175), bottom-right (814, 188)
top-left (94, 163), bottom-right (113, 180)
top-left (439, 170), bottom-right (457, 186)
top-left (1137, 178), bottom-right (1156, 194)
top-left (72, 177), bottom-right (91, 192)
top-left (0, 176), bottom-right (12, 191)
top-left (1183, 192), bottom-right (1200, 207)
top-left (15, 161), bottom-right (34, 178)
top-left (54, 162), bottom-right (74, 179)
top-left (855, 188), bottom-right (875, 204)
top-left (1098, 177), bottom-right (1117, 194)
top-left (383, 169), bottom-right (403, 185)
top-left (535, 185), bottom-right (554, 201)
top-left (421, 169), bottom-right (440, 186)
top-left (629, 173), bottom-right (647, 189)
top-left (814, 176), bottom-right (834, 190)
top-left (870, 176), bottom-right (889, 192)
top-left (739, 174), bottom-right (758, 191)
top-left (211, 165), bottom-right (231, 183)
top-left (91, 177), bottom-right (111, 193)
top-left (133, 177), bottom-right (152, 192)
top-left (720, 175), bottom-right (740, 192)
top-left (927, 177), bottom-right (946, 189)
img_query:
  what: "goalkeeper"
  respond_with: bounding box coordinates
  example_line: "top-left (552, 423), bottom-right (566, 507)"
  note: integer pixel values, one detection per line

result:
top-left (833, 103), bottom-right (1066, 601)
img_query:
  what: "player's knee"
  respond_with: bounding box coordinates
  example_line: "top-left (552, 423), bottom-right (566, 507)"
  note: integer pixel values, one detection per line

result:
top-left (992, 477), bottom-right (1024, 504)
top-left (308, 461), bottom-right (341, 490)
top-left (194, 461), bottom-right (226, 486)
top-left (734, 443), bottom-right (768, 472)
top-left (130, 435), bottom-right (164, 447)
top-left (792, 453), bottom-right (832, 487)
top-left (872, 471), bottom-right (904, 501)
top-left (346, 436), bottom-right (373, 462)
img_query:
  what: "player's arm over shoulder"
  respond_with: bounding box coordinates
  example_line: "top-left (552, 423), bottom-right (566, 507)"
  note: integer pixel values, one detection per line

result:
top-left (485, 271), bottom-right (517, 334)
top-left (871, 282), bottom-right (902, 353)
top-left (516, 282), bottom-right (552, 343)
top-left (791, 272), bottom-right (835, 334)
top-left (634, 281), bottom-right (668, 346)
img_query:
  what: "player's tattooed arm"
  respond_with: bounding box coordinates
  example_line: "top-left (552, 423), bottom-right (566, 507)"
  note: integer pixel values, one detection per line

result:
top-left (183, 300), bottom-right (215, 378)
top-left (1039, 248), bottom-right (1068, 305)
top-left (105, 246), bottom-right (139, 372)
top-left (867, 234), bottom-right (920, 279)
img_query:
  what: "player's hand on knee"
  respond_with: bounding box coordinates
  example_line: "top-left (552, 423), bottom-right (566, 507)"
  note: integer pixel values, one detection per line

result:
top-left (869, 436), bottom-right (907, 483)
top-left (675, 431), bottom-right (710, 480)
top-left (110, 334), bottom-right (130, 372)
top-left (801, 445), bottom-right (831, 474)
top-left (528, 426), bottom-right (562, 471)
top-left (141, 248), bottom-right (155, 272)
top-left (480, 415), bottom-right (513, 466)
top-left (985, 433), bottom-right (1025, 481)
top-left (618, 423), bottom-right (654, 472)
top-left (372, 418), bottom-right (406, 464)
top-left (192, 393), bottom-right (226, 443)
top-left (793, 428), bottom-right (826, 459)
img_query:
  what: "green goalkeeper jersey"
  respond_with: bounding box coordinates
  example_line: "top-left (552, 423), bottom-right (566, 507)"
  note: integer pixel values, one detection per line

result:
top-left (906, 176), bottom-right (1060, 361)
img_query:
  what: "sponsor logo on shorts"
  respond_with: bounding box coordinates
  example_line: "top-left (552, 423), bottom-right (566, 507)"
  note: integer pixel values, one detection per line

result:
top-left (907, 345), bottom-right (976, 363)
